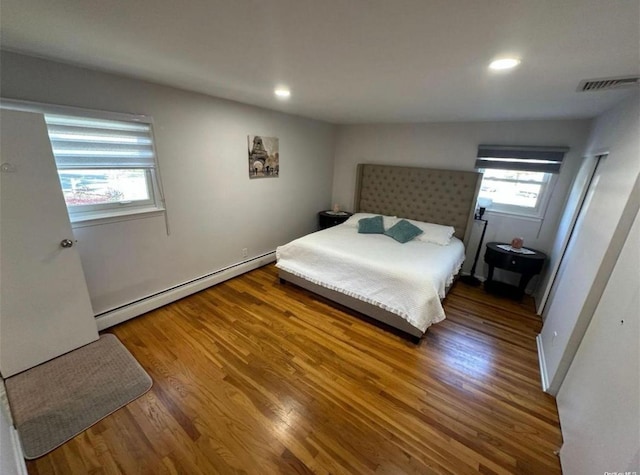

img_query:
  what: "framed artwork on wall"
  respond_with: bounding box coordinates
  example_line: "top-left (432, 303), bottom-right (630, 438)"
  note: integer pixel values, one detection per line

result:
top-left (248, 135), bottom-right (279, 179)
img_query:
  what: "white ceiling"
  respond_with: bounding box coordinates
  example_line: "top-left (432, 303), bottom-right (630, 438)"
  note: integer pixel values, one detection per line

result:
top-left (1, 0), bottom-right (638, 124)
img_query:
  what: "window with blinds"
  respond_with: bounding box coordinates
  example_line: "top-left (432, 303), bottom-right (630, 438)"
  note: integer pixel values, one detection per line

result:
top-left (475, 145), bottom-right (569, 218)
top-left (43, 113), bottom-right (164, 222)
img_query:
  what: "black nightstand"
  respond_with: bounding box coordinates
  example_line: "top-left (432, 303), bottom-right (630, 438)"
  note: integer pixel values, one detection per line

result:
top-left (483, 242), bottom-right (547, 300)
top-left (318, 210), bottom-right (352, 230)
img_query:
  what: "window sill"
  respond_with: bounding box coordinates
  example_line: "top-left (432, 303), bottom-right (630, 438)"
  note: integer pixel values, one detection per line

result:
top-left (484, 210), bottom-right (543, 222)
top-left (70, 206), bottom-right (166, 228)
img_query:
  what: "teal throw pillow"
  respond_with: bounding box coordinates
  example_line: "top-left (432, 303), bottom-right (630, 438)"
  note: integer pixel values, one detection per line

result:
top-left (384, 219), bottom-right (424, 243)
top-left (358, 215), bottom-right (385, 234)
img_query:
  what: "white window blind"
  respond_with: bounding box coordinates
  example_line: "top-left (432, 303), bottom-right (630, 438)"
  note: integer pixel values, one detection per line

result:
top-left (44, 114), bottom-right (157, 169)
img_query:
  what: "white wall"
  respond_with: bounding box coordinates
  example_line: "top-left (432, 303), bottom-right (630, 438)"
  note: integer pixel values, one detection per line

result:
top-left (0, 384), bottom-right (25, 475)
top-left (0, 411), bottom-right (24, 475)
top-left (0, 51), bottom-right (336, 315)
top-left (332, 120), bottom-right (591, 296)
top-left (539, 93), bottom-right (640, 394)
top-left (556, 206), bottom-right (639, 475)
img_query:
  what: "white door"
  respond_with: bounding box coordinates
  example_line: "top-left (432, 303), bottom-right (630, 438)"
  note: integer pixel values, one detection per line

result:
top-left (0, 108), bottom-right (98, 377)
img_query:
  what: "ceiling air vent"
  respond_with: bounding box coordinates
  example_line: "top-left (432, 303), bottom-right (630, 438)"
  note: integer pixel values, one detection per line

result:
top-left (577, 76), bottom-right (640, 92)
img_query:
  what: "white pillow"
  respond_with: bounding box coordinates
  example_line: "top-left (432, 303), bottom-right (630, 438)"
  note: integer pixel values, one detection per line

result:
top-left (343, 213), bottom-right (398, 229)
top-left (400, 218), bottom-right (455, 246)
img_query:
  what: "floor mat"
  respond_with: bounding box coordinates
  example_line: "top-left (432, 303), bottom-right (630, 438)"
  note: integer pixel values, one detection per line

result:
top-left (5, 333), bottom-right (152, 459)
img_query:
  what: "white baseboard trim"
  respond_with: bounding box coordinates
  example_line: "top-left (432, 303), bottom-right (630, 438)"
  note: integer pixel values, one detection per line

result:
top-left (95, 252), bottom-right (276, 331)
top-left (536, 334), bottom-right (550, 393)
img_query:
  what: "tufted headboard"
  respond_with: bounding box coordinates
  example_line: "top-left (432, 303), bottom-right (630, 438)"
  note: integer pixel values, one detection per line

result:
top-left (354, 164), bottom-right (482, 244)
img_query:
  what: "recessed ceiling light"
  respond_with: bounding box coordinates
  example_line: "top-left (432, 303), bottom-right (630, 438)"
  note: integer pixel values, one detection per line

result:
top-left (274, 88), bottom-right (291, 99)
top-left (489, 58), bottom-right (521, 71)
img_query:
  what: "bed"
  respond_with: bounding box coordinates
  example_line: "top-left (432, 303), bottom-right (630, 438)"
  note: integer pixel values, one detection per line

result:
top-left (277, 164), bottom-right (482, 338)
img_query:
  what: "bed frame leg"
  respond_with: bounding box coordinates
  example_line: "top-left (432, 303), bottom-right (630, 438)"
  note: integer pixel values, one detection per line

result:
top-left (279, 278), bottom-right (286, 285)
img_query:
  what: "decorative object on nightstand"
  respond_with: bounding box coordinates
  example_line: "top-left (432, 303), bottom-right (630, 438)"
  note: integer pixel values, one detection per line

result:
top-left (460, 197), bottom-right (493, 286)
top-left (483, 241), bottom-right (547, 299)
top-left (318, 210), bottom-right (352, 230)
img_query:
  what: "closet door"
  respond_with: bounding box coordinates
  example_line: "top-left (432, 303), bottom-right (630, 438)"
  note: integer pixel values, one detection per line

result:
top-left (538, 155), bottom-right (604, 314)
top-left (0, 108), bottom-right (98, 377)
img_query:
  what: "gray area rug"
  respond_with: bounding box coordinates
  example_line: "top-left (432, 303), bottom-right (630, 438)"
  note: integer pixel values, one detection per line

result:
top-left (5, 333), bottom-right (152, 459)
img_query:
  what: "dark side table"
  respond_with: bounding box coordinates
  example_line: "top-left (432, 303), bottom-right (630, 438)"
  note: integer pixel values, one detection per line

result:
top-left (483, 242), bottom-right (547, 299)
top-left (318, 210), bottom-right (352, 230)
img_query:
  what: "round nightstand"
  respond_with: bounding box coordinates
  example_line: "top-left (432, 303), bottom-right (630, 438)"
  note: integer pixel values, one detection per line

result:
top-left (318, 210), bottom-right (352, 230)
top-left (483, 242), bottom-right (547, 299)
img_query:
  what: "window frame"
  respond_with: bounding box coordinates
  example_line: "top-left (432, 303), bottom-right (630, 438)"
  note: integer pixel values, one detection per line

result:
top-left (0, 99), bottom-right (166, 226)
top-left (478, 169), bottom-right (556, 219)
top-left (475, 144), bottom-right (568, 220)
top-left (61, 168), bottom-right (160, 221)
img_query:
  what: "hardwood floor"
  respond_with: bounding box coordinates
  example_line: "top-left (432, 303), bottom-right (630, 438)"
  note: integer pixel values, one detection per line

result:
top-left (27, 265), bottom-right (562, 474)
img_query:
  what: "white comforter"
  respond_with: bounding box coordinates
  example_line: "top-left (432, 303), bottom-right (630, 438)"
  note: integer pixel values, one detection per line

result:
top-left (275, 224), bottom-right (465, 332)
